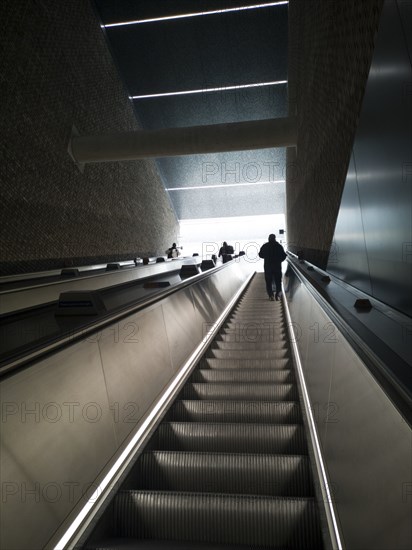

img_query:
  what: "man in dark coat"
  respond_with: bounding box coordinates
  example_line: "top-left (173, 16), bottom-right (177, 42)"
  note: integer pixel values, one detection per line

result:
top-left (258, 234), bottom-right (287, 301)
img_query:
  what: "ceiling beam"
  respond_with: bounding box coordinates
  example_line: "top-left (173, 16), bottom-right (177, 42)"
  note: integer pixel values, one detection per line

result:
top-left (69, 117), bottom-right (297, 164)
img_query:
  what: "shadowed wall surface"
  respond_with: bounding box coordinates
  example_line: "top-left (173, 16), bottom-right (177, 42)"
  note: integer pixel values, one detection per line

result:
top-left (328, 0), bottom-right (412, 317)
top-left (0, 0), bottom-right (179, 275)
top-left (286, 0), bottom-right (384, 268)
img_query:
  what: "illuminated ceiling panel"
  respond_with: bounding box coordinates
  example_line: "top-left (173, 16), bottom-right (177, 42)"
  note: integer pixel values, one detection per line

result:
top-left (93, 0), bottom-right (288, 220)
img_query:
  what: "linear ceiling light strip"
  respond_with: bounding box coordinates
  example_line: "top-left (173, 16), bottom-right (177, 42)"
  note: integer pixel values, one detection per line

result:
top-left (104, 2), bottom-right (289, 28)
top-left (168, 180), bottom-right (286, 191)
top-left (130, 80), bottom-right (287, 100)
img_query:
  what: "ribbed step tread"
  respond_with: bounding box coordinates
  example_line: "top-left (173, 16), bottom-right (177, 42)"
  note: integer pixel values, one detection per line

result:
top-left (87, 539), bottom-right (263, 549)
top-left (169, 400), bottom-right (302, 424)
top-left (222, 322), bottom-right (285, 330)
top-left (133, 451), bottom-right (313, 496)
top-left (181, 383), bottom-right (298, 401)
top-left (215, 331), bottom-right (289, 345)
top-left (201, 357), bottom-right (292, 369)
top-left (191, 369), bottom-right (293, 384)
top-left (227, 317), bottom-right (285, 324)
top-left (168, 399), bottom-right (302, 424)
top-left (113, 491), bottom-right (322, 548)
top-left (218, 337), bottom-right (288, 346)
top-left (156, 423), bottom-right (307, 454)
top-left (213, 341), bottom-right (288, 351)
top-left (208, 349), bottom-right (290, 360)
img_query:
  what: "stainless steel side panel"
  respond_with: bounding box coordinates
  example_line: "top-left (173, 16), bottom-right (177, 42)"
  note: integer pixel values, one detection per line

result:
top-left (285, 269), bottom-right (412, 550)
top-left (0, 341), bottom-right (116, 550)
top-left (0, 258), bottom-right (253, 550)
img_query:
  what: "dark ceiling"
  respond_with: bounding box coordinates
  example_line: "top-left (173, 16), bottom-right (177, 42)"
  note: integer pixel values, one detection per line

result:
top-left (93, 0), bottom-right (288, 219)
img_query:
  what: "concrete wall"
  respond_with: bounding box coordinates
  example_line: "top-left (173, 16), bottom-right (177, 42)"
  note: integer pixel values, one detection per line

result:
top-left (286, 0), bottom-right (384, 268)
top-left (0, 0), bottom-right (179, 275)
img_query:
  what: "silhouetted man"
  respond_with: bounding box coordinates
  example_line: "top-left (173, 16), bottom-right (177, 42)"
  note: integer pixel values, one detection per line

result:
top-left (166, 243), bottom-right (180, 258)
top-left (259, 234), bottom-right (287, 301)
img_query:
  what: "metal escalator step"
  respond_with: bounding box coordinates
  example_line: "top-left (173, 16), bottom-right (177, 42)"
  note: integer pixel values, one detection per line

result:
top-left (133, 451), bottom-right (313, 496)
top-left (221, 319), bottom-right (287, 333)
top-left (208, 349), bottom-right (290, 360)
top-left (213, 341), bottom-right (288, 351)
top-left (87, 539), bottom-right (266, 549)
top-left (228, 315), bottom-right (285, 323)
top-left (181, 383), bottom-right (298, 401)
top-left (231, 306), bottom-right (284, 312)
top-left (201, 357), bottom-right (292, 369)
top-left (223, 321), bottom-right (285, 329)
top-left (222, 330), bottom-right (287, 338)
top-left (113, 490), bottom-right (322, 548)
top-left (191, 369), bottom-right (293, 383)
top-left (219, 333), bottom-right (287, 344)
top-left (169, 400), bottom-right (302, 423)
top-left (156, 423), bottom-right (307, 454)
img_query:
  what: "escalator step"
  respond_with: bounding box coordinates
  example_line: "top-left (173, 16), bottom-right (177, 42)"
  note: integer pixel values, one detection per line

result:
top-left (112, 490), bottom-right (322, 548)
top-left (218, 333), bottom-right (287, 343)
top-left (190, 369), bottom-right (293, 384)
top-left (213, 341), bottom-right (288, 351)
top-left (156, 422), bottom-right (307, 454)
top-left (181, 383), bottom-right (298, 401)
top-left (133, 451), bottom-right (313, 496)
top-left (221, 317), bottom-right (287, 334)
top-left (169, 400), bottom-right (302, 424)
top-left (201, 357), bottom-right (292, 369)
top-left (208, 349), bottom-right (290, 359)
top-left (87, 539), bottom-right (271, 549)
top-left (227, 318), bottom-right (285, 326)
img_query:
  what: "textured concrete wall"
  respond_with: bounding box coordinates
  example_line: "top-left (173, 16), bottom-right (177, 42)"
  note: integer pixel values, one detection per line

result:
top-left (0, 0), bottom-right (179, 275)
top-left (286, 0), bottom-right (384, 268)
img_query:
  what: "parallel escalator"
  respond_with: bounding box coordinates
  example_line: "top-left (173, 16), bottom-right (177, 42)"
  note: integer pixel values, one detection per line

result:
top-left (86, 273), bottom-right (324, 549)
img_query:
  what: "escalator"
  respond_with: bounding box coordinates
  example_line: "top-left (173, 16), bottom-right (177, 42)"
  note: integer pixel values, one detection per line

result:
top-left (85, 273), bottom-right (324, 549)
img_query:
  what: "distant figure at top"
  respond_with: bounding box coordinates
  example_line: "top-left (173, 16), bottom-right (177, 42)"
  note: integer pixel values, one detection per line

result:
top-left (166, 243), bottom-right (180, 258)
top-left (218, 241), bottom-right (234, 257)
top-left (259, 234), bottom-right (287, 301)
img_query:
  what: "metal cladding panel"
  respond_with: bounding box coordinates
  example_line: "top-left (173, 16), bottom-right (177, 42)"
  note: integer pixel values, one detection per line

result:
top-left (326, 152), bottom-right (372, 294)
top-left (162, 286), bottom-right (201, 370)
top-left (0, 341), bottom-right (117, 550)
top-left (284, 269), bottom-right (412, 550)
top-left (97, 306), bottom-right (172, 445)
top-left (397, 0), bottom-right (412, 60)
top-left (328, 0), bottom-right (412, 316)
top-left (170, 180), bottom-right (286, 218)
top-left (190, 276), bottom-right (222, 324)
